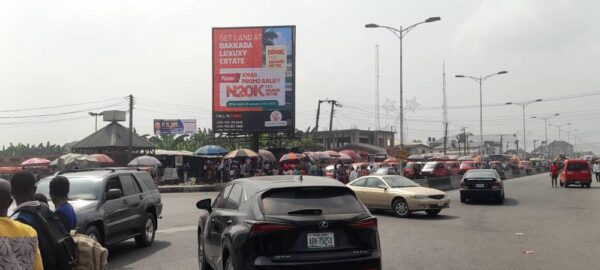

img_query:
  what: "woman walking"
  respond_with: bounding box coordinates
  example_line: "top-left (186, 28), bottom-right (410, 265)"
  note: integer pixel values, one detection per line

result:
top-left (550, 162), bottom-right (559, 187)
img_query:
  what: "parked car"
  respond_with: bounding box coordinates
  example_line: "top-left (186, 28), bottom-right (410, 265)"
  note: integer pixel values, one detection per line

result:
top-left (459, 169), bottom-right (505, 204)
top-left (195, 175), bottom-right (381, 270)
top-left (373, 166), bottom-right (401, 176)
top-left (348, 175), bottom-right (449, 217)
top-left (560, 159), bottom-right (592, 188)
top-left (445, 161), bottom-right (461, 176)
top-left (403, 162), bottom-right (422, 179)
top-left (459, 161), bottom-right (478, 175)
top-left (35, 168), bottom-right (163, 246)
top-left (421, 161), bottom-right (450, 178)
top-left (518, 161), bottom-right (533, 173)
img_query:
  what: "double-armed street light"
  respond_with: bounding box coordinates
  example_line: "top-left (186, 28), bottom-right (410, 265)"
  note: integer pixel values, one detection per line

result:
top-left (506, 99), bottom-right (543, 158)
top-left (531, 113), bottom-right (560, 158)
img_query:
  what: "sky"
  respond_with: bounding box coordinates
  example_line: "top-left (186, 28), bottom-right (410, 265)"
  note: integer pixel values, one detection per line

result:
top-left (1, 0), bottom-right (599, 153)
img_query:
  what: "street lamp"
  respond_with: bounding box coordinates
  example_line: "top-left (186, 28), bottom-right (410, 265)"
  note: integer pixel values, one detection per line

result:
top-left (88, 112), bottom-right (104, 132)
top-left (531, 113), bottom-right (560, 158)
top-left (549, 123), bottom-right (571, 140)
top-left (365, 16), bottom-right (441, 149)
top-left (506, 99), bottom-right (542, 159)
top-left (563, 129), bottom-right (578, 156)
top-left (455, 70), bottom-right (508, 155)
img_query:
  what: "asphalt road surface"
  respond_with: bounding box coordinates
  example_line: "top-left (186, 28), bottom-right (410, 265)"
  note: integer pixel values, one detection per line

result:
top-left (107, 173), bottom-right (600, 270)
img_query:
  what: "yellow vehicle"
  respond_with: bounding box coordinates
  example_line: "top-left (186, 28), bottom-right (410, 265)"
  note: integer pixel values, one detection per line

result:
top-left (347, 175), bottom-right (450, 217)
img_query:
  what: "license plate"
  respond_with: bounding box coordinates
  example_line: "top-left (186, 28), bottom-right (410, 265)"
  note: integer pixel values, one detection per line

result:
top-left (575, 181), bottom-right (581, 184)
top-left (475, 183), bottom-right (485, 188)
top-left (307, 232), bottom-right (335, 249)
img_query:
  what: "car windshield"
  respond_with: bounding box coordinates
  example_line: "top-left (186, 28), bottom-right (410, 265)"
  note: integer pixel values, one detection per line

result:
top-left (423, 162), bottom-right (437, 169)
top-left (36, 176), bottom-right (102, 200)
top-left (382, 176), bottom-right (419, 187)
top-left (375, 168), bottom-right (389, 174)
top-left (460, 162), bottom-right (474, 169)
top-left (261, 187), bottom-right (365, 215)
top-left (405, 163), bottom-right (415, 168)
top-left (464, 171), bottom-right (498, 179)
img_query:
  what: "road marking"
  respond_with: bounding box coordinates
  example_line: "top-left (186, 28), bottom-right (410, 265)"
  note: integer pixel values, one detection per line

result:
top-left (157, 226), bottom-right (197, 234)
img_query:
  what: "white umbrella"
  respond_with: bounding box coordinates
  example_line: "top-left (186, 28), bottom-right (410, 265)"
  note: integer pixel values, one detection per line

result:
top-left (128, 155), bottom-right (162, 167)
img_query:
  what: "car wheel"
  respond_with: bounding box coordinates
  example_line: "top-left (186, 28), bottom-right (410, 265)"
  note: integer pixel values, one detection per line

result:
top-left (586, 183), bottom-right (591, 188)
top-left (460, 196), bottom-right (467, 203)
top-left (497, 194), bottom-right (505, 204)
top-left (392, 198), bottom-right (411, 218)
top-left (85, 225), bottom-right (102, 244)
top-left (425, 209), bottom-right (441, 216)
top-left (225, 256), bottom-right (235, 270)
top-left (135, 212), bottom-right (156, 247)
top-left (198, 229), bottom-right (210, 270)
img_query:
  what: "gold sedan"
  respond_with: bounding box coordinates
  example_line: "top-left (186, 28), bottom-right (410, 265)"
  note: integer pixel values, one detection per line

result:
top-left (347, 175), bottom-right (450, 217)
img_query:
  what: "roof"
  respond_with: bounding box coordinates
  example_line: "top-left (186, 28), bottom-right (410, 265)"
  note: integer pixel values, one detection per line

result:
top-left (155, 149), bottom-right (194, 156)
top-left (232, 175), bottom-right (347, 195)
top-left (335, 143), bottom-right (387, 155)
top-left (53, 167), bottom-right (148, 179)
top-left (71, 122), bottom-right (155, 149)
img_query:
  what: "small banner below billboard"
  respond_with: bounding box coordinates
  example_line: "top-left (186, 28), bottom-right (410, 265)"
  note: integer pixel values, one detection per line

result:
top-left (154, 119), bottom-right (197, 136)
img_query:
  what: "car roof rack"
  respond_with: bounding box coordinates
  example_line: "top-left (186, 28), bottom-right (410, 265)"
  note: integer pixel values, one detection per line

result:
top-left (56, 167), bottom-right (142, 175)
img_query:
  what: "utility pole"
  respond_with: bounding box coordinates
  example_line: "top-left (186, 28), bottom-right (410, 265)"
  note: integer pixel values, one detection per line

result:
top-left (375, 44), bottom-right (381, 131)
top-left (327, 100), bottom-right (341, 149)
top-left (88, 112), bottom-right (104, 132)
top-left (314, 100), bottom-right (325, 135)
top-left (442, 61), bottom-right (448, 155)
top-left (128, 94), bottom-right (134, 161)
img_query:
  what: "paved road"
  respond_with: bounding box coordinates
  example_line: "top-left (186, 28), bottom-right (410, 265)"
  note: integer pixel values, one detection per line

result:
top-left (107, 174), bottom-right (600, 270)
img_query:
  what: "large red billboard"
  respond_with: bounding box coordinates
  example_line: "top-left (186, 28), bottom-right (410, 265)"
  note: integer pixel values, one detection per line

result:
top-left (212, 26), bottom-right (295, 134)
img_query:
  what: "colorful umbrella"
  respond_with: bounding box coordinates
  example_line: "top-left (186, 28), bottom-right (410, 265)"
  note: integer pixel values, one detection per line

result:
top-left (224, 149), bottom-right (258, 159)
top-left (324, 150), bottom-right (341, 158)
top-left (20, 158), bottom-right (51, 166)
top-left (90, 154), bottom-right (115, 164)
top-left (128, 155), bottom-right (162, 167)
top-left (336, 153), bottom-right (354, 164)
top-left (279, 152), bottom-right (305, 163)
top-left (194, 145), bottom-right (228, 157)
top-left (302, 151), bottom-right (317, 162)
top-left (258, 149), bottom-right (276, 163)
top-left (383, 157), bottom-right (400, 164)
top-left (339, 150), bottom-right (362, 162)
top-left (312, 151), bottom-right (339, 161)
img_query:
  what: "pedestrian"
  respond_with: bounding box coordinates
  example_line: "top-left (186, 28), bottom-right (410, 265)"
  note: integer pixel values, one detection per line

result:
top-left (10, 171), bottom-right (77, 270)
top-left (550, 162), bottom-right (559, 187)
top-left (50, 176), bottom-right (77, 232)
top-left (349, 166), bottom-right (358, 181)
top-left (336, 165), bottom-right (349, 184)
top-left (593, 161), bottom-right (600, 182)
top-left (0, 178), bottom-right (44, 270)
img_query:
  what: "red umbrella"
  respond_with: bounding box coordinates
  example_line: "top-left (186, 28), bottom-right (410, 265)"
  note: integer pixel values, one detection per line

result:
top-left (258, 149), bottom-right (276, 163)
top-left (336, 153), bottom-right (354, 164)
top-left (20, 158), bottom-right (50, 167)
top-left (90, 154), bottom-right (115, 164)
top-left (302, 151), bottom-right (317, 162)
top-left (324, 150), bottom-right (341, 158)
top-left (339, 150), bottom-right (362, 161)
top-left (383, 157), bottom-right (400, 164)
top-left (279, 152), bottom-right (305, 163)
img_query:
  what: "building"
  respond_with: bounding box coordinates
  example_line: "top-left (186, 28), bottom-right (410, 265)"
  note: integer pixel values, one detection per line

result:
top-left (314, 129), bottom-right (394, 149)
top-left (546, 141), bottom-right (573, 158)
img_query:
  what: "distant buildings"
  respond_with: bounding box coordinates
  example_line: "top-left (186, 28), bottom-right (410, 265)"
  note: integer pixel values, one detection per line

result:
top-left (313, 129), bottom-right (394, 149)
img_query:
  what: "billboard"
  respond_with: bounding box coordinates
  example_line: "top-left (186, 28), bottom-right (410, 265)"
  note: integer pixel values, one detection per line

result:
top-left (153, 119), bottom-right (197, 136)
top-left (212, 26), bottom-right (295, 134)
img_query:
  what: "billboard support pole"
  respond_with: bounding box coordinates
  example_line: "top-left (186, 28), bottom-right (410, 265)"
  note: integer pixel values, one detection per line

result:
top-left (128, 94), bottom-right (134, 161)
top-left (251, 132), bottom-right (260, 154)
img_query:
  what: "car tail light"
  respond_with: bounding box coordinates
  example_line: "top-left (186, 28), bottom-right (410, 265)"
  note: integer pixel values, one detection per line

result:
top-left (249, 222), bottom-right (294, 236)
top-left (350, 218), bottom-right (378, 230)
top-left (492, 180), bottom-right (502, 189)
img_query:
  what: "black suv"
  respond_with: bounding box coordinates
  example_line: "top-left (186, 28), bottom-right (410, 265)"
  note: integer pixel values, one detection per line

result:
top-left (195, 175), bottom-right (381, 270)
top-left (36, 168), bottom-right (163, 247)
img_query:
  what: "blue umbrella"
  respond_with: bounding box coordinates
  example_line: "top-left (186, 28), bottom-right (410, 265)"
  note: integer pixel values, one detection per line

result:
top-left (194, 145), bottom-right (228, 157)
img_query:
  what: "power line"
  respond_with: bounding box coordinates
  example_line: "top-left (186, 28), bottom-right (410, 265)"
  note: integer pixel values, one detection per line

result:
top-left (0, 102), bottom-right (126, 119)
top-left (0, 97), bottom-right (126, 113)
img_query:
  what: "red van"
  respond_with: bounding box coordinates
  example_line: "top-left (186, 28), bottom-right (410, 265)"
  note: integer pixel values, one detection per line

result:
top-left (560, 160), bottom-right (592, 188)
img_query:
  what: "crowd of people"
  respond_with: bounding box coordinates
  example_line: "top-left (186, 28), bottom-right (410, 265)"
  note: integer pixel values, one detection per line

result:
top-left (1, 171), bottom-right (77, 270)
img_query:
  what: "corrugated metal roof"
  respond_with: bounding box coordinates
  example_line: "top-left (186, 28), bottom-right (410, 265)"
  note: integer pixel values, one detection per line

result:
top-left (72, 122), bottom-right (155, 149)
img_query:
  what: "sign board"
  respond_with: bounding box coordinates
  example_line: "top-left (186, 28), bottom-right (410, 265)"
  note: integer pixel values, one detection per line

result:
top-left (396, 150), bottom-right (409, 160)
top-left (212, 26), bottom-right (295, 134)
top-left (153, 119), bottom-right (197, 136)
top-left (102, 110), bottom-right (127, 122)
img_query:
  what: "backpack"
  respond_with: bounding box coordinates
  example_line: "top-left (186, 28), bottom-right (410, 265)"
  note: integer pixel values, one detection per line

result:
top-left (73, 234), bottom-right (108, 270)
top-left (13, 205), bottom-right (79, 270)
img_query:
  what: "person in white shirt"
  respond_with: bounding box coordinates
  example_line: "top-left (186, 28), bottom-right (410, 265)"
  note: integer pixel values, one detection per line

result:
top-left (593, 162), bottom-right (600, 182)
top-left (349, 166), bottom-right (358, 181)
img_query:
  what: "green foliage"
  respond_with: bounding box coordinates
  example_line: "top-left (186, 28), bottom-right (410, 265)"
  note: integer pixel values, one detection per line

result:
top-left (286, 136), bottom-right (324, 152)
top-left (0, 141), bottom-right (65, 157)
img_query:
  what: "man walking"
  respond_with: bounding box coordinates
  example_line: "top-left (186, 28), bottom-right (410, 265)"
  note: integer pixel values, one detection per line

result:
top-left (593, 161), bottom-right (600, 182)
top-left (0, 178), bottom-right (44, 270)
top-left (550, 162), bottom-right (559, 187)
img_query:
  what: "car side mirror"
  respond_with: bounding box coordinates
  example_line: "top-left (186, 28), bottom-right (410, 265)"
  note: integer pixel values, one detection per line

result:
top-left (377, 184), bottom-right (388, 190)
top-left (196, 198), bottom-right (212, 213)
top-left (106, 189), bottom-right (122, 200)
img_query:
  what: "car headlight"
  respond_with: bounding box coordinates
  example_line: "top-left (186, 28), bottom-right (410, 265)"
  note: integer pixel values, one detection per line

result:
top-left (411, 195), bottom-right (428, 199)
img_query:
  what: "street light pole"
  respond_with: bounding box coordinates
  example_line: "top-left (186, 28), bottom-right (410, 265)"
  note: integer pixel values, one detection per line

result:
top-left (531, 113), bottom-right (559, 158)
top-left (506, 99), bottom-right (542, 159)
top-left (455, 71), bottom-right (508, 155)
top-left (88, 112), bottom-right (104, 132)
top-left (366, 16), bottom-right (441, 150)
top-left (549, 123), bottom-right (571, 141)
